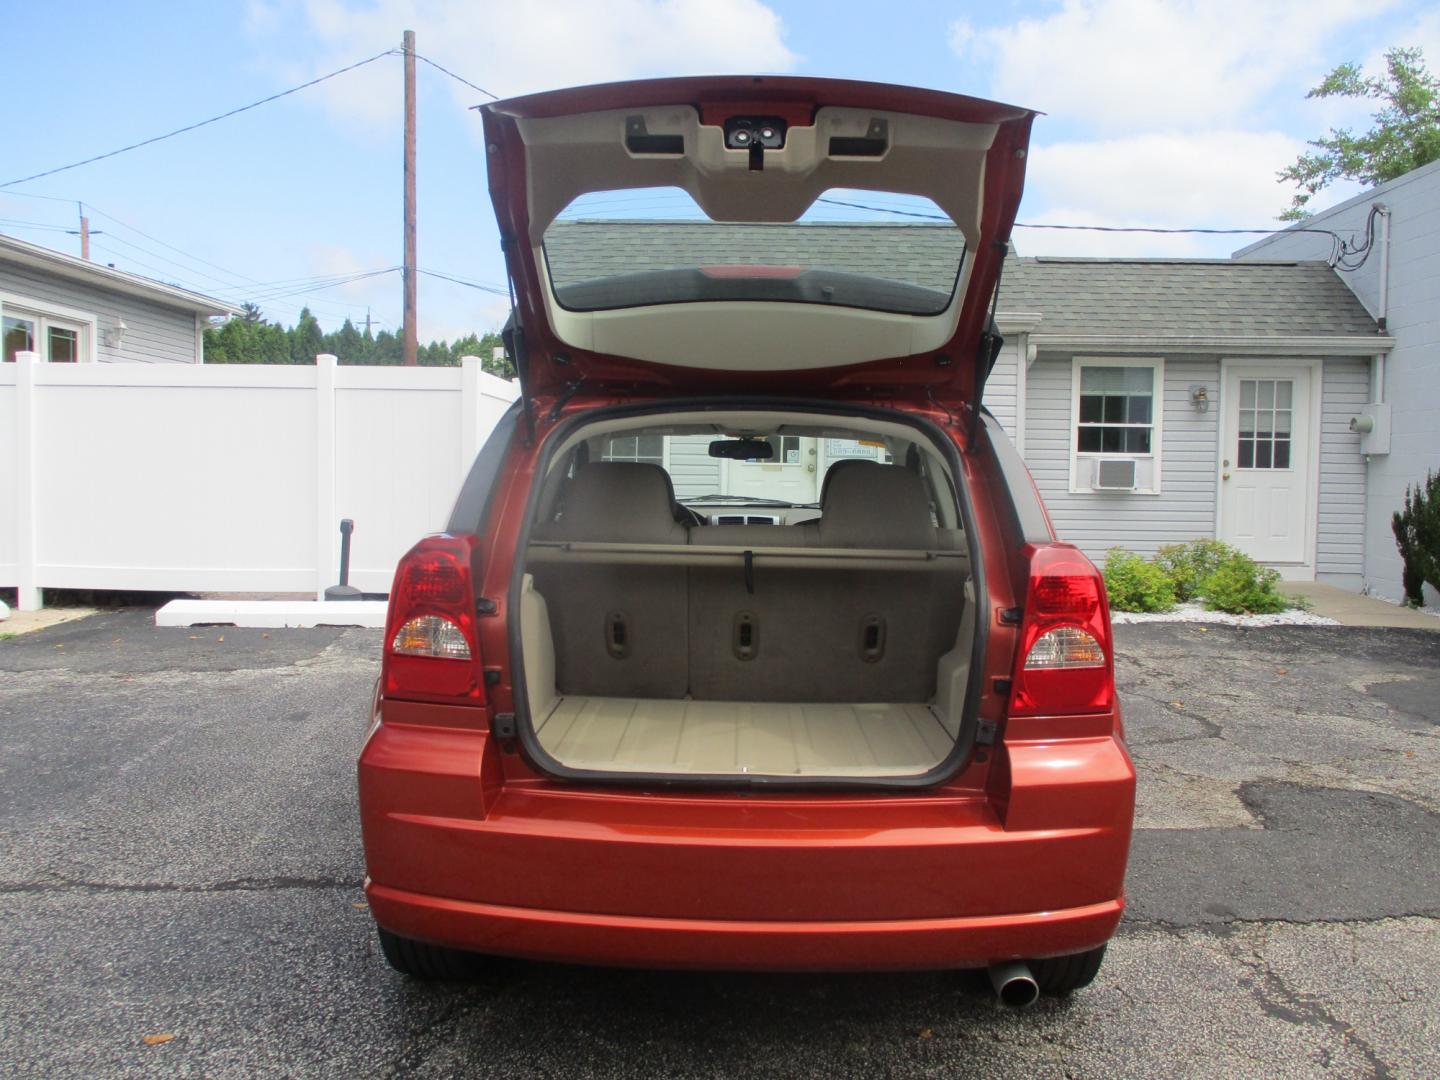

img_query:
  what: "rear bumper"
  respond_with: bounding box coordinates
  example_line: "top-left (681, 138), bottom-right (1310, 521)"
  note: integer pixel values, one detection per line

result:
top-left (367, 881), bottom-right (1124, 972)
top-left (359, 708), bottom-right (1135, 972)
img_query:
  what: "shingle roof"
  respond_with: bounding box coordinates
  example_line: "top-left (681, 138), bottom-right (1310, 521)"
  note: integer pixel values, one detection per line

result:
top-left (1001, 256), bottom-right (1380, 338)
top-left (545, 220), bottom-right (1380, 339)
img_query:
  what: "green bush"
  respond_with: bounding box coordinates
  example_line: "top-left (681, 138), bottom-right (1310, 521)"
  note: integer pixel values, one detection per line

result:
top-left (1103, 548), bottom-right (1176, 612)
top-left (1392, 470), bottom-right (1440, 607)
top-left (1195, 551), bottom-right (1289, 614)
top-left (1155, 539), bottom-right (1233, 602)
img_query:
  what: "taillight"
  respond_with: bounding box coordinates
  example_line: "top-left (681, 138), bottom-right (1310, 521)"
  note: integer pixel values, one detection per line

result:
top-left (382, 534), bottom-right (485, 704)
top-left (1009, 543), bottom-right (1114, 717)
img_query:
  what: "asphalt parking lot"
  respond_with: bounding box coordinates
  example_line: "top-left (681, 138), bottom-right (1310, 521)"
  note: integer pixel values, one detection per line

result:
top-left (1, 611), bottom-right (1437, 1078)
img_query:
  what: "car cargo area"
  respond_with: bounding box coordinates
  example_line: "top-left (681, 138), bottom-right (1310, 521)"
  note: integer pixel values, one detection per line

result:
top-left (514, 411), bottom-right (978, 781)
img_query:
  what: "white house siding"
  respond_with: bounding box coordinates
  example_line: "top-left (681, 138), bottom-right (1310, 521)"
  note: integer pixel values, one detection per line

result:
top-left (984, 337), bottom-right (1020, 438)
top-left (1317, 358), bottom-right (1369, 584)
top-left (1236, 158), bottom-right (1440, 599)
top-left (667, 435), bottom-right (722, 500)
top-left (1020, 352), bottom-right (1368, 575)
top-left (0, 261), bottom-right (201, 364)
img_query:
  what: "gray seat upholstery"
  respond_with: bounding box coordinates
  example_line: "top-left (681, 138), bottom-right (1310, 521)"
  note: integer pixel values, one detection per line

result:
top-left (531, 461), bottom-right (689, 698)
top-left (817, 463), bottom-right (938, 549)
top-left (688, 463), bottom-right (962, 702)
top-left (536, 462), bottom-right (688, 544)
top-left (688, 524), bottom-right (812, 547)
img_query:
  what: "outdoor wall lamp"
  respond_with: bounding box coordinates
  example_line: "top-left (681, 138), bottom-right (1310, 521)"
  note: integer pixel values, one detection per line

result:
top-left (104, 319), bottom-right (127, 350)
top-left (1189, 384), bottom-right (1210, 412)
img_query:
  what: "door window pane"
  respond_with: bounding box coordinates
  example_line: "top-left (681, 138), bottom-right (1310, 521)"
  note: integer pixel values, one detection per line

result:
top-left (1236, 378), bottom-right (1296, 470)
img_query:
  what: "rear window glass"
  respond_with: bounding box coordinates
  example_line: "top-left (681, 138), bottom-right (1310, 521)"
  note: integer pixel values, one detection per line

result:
top-left (543, 189), bottom-right (965, 316)
top-left (599, 432), bottom-right (894, 505)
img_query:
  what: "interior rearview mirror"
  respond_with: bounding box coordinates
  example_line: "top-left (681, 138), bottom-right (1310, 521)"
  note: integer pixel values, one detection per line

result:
top-left (709, 438), bottom-right (774, 460)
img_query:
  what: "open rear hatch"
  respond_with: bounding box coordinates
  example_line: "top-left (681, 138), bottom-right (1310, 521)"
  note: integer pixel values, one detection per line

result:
top-left (481, 76), bottom-right (1035, 410)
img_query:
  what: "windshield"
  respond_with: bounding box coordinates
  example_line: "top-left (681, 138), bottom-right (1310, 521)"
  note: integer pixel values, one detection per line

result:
top-left (600, 431), bottom-right (895, 505)
top-left (543, 189), bottom-right (965, 316)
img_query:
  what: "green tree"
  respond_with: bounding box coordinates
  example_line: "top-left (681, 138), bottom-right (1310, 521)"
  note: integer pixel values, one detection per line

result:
top-left (1279, 47), bottom-right (1440, 220)
top-left (289, 307), bottom-right (325, 365)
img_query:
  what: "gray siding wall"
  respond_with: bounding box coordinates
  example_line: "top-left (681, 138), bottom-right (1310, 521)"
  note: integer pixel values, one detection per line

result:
top-left (1024, 353), bottom-right (1220, 561)
top-left (984, 337), bottom-right (1020, 438)
top-left (1021, 352), bottom-right (1368, 573)
top-left (0, 261), bottom-right (200, 363)
top-left (1317, 358), bottom-right (1369, 582)
top-left (667, 435), bottom-right (721, 500)
top-left (1237, 158), bottom-right (1440, 599)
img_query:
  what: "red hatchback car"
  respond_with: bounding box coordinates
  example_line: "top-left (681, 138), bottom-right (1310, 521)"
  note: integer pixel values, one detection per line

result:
top-left (359, 75), bottom-right (1135, 1004)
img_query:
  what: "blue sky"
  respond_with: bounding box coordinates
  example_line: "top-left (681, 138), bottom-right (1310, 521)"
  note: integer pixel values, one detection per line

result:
top-left (4, 0), bottom-right (1437, 339)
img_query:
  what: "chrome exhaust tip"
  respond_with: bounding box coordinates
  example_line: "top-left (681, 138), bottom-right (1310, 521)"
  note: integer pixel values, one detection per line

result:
top-left (988, 960), bottom-right (1040, 1007)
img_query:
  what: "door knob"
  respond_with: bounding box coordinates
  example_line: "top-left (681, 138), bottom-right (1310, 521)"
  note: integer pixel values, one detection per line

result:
top-left (1222, 472), bottom-right (1231, 480)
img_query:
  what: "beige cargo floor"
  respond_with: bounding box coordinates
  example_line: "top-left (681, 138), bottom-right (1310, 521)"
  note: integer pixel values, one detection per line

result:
top-left (534, 696), bottom-right (953, 777)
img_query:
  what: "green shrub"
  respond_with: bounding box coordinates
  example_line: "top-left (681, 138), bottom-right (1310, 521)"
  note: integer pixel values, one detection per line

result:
top-left (1103, 548), bottom-right (1176, 612)
top-left (1196, 551), bottom-right (1289, 614)
top-left (1155, 539), bottom-right (1233, 602)
top-left (1392, 470), bottom-right (1440, 607)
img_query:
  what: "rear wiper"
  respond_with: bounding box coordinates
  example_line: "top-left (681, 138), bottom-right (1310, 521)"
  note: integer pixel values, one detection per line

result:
top-left (680, 494), bottom-right (799, 507)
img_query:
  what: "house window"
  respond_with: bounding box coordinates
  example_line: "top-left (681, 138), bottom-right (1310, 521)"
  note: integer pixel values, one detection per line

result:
top-left (602, 434), bottom-right (665, 466)
top-left (1070, 358), bottom-right (1164, 494)
top-left (2, 301), bottom-right (91, 363)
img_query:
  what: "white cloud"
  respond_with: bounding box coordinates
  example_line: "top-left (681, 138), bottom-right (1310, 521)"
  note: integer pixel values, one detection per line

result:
top-left (952, 0), bottom-right (1399, 131)
top-left (1017, 131), bottom-right (1305, 256)
top-left (264, 0), bottom-right (796, 129)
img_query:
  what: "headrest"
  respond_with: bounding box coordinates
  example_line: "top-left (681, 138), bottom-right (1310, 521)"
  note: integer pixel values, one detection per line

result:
top-left (548, 461), bottom-right (688, 544)
top-left (819, 458), bottom-right (881, 507)
top-left (817, 464), bottom-right (937, 549)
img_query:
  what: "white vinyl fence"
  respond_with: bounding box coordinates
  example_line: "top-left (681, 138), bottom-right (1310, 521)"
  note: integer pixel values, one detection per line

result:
top-left (0, 352), bottom-right (518, 610)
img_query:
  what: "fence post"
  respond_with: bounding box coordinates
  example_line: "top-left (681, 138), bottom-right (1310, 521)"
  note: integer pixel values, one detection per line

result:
top-left (460, 355), bottom-right (482, 474)
top-left (13, 350), bottom-right (40, 610)
top-left (314, 354), bottom-right (338, 600)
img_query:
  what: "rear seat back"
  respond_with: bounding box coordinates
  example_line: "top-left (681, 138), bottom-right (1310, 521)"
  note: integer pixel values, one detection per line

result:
top-left (687, 463), bottom-right (961, 702)
top-left (531, 462), bottom-right (689, 697)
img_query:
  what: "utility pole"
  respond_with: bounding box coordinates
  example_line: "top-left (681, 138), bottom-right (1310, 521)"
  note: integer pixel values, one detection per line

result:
top-left (78, 202), bottom-right (90, 260)
top-left (365, 307), bottom-right (372, 336)
top-left (402, 29), bottom-right (418, 366)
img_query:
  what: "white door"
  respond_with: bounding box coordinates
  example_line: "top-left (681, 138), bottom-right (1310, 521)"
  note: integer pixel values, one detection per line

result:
top-left (1219, 366), bottom-right (1313, 567)
top-left (723, 436), bottom-right (821, 503)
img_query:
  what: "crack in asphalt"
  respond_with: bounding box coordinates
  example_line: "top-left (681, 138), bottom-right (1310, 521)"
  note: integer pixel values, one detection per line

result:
top-left (1231, 931), bottom-right (1395, 1079)
top-left (0, 875), bottom-right (360, 895)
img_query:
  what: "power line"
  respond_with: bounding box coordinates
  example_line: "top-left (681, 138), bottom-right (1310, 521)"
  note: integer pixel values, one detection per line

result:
top-left (416, 267), bottom-right (509, 295)
top-left (1, 49), bottom-right (396, 189)
top-left (412, 53), bottom-right (499, 100)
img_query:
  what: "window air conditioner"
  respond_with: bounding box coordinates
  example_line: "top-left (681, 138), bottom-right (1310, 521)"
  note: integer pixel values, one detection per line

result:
top-left (1093, 458), bottom-right (1138, 490)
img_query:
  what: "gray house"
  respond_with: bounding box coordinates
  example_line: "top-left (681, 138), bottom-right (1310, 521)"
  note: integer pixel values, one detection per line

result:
top-left (1, 232), bottom-right (239, 364)
top-left (1236, 158), bottom-right (1440, 602)
top-left (547, 220), bottom-right (1391, 588)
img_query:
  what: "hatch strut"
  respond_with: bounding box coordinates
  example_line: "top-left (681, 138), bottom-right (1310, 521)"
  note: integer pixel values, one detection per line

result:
top-left (969, 242), bottom-right (1008, 442)
top-left (500, 234), bottom-right (537, 445)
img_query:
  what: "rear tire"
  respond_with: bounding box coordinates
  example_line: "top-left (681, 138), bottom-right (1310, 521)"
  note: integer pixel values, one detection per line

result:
top-left (1029, 944), bottom-right (1107, 995)
top-left (376, 926), bottom-right (484, 980)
